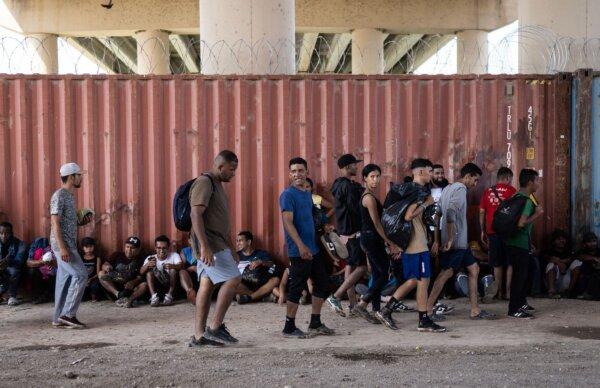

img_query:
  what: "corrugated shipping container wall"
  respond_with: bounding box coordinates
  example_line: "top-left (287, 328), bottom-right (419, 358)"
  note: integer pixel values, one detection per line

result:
top-left (0, 74), bottom-right (571, 260)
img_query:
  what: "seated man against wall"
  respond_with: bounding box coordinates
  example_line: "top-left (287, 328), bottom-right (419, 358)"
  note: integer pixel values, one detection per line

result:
top-left (99, 236), bottom-right (147, 308)
top-left (0, 222), bottom-right (27, 306)
top-left (235, 231), bottom-right (281, 304)
top-left (179, 237), bottom-right (199, 305)
top-left (544, 229), bottom-right (581, 298)
top-left (141, 235), bottom-right (183, 307)
top-left (26, 237), bottom-right (56, 304)
top-left (576, 232), bottom-right (600, 300)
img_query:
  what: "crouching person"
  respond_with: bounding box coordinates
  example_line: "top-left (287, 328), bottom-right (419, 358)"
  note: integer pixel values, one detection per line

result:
top-left (235, 231), bottom-right (281, 304)
top-left (99, 236), bottom-right (147, 308)
top-left (141, 235), bottom-right (183, 307)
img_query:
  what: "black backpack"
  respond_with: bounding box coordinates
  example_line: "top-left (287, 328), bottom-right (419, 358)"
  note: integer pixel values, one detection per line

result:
top-left (172, 173), bottom-right (215, 232)
top-left (491, 192), bottom-right (528, 239)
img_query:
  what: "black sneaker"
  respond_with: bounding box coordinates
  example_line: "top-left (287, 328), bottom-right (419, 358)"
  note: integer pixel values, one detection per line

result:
top-left (237, 295), bottom-right (252, 305)
top-left (391, 301), bottom-right (415, 312)
top-left (206, 324), bottom-right (239, 344)
top-left (282, 328), bottom-right (312, 339)
top-left (188, 335), bottom-right (224, 347)
top-left (58, 316), bottom-right (85, 329)
top-left (418, 318), bottom-right (446, 333)
top-left (509, 310), bottom-right (534, 319)
top-left (375, 308), bottom-right (398, 330)
top-left (521, 304), bottom-right (535, 311)
top-left (308, 323), bottom-right (335, 336)
top-left (352, 305), bottom-right (381, 324)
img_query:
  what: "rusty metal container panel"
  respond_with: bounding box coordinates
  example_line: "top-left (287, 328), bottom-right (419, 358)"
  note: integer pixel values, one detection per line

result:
top-left (0, 74), bottom-right (571, 259)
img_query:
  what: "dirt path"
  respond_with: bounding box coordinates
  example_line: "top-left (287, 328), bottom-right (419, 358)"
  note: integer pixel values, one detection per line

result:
top-left (1, 298), bottom-right (599, 387)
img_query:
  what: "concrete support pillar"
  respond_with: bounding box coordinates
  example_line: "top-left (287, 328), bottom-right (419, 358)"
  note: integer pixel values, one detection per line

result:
top-left (200, 0), bottom-right (295, 75)
top-left (456, 30), bottom-right (488, 74)
top-left (26, 34), bottom-right (58, 74)
top-left (351, 28), bottom-right (385, 74)
top-left (134, 30), bottom-right (171, 75)
top-left (518, 0), bottom-right (600, 73)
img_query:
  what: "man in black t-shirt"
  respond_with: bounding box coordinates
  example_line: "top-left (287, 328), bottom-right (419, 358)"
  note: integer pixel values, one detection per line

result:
top-left (99, 236), bottom-right (147, 308)
top-left (326, 154), bottom-right (367, 317)
top-left (235, 231), bottom-right (281, 304)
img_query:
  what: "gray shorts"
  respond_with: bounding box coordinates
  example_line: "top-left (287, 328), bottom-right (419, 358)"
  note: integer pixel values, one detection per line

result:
top-left (196, 249), bottom-right (240, 285)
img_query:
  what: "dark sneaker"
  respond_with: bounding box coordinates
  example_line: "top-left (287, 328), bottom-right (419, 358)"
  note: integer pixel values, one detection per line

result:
top-left (391, 300), bottom-right (415, 312)
top-left (509, 310), bottom-right (534, 319)
top-left (58, 316), bottom-right (85, 329)
top-left (434, 302), bottom-right (454, 315)
top-left (206, 324), bottom-right (239, 344)
top-left (418, 319), bottom-right (447, 333)
top-left (375, 308), bottom-right (398, 330)
top-left (470, 310), bottom-right (496, 320)
top-left (352, 305), bottom-right (380, 324)
top-left (326, 296), bottom-right (346, 317)
top-left (283, 328), bottom-right (312, 339)
top-left (430, 312), bottom-right (446, 322)
top-left (521, 304), bottom-right (535, 311)
top-left (237, 294), bottom-right (252, 305)
top-left (188, 335), bottom-right (224, 347)
top-left (308, 324), bottom-right (335, 336)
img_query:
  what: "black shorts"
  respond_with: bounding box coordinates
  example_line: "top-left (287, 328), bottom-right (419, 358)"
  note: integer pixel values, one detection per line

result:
top-left (440, 249), bottom-right (477, 271)
top-left (345, 237), bottom-right (367, 267)
top-left (287, 252), bottom-right (330, 304)
top-left (488, 234), bottom-right (510, 267)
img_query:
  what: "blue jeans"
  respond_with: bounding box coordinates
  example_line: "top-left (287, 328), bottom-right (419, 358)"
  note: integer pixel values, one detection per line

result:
top-left (53, 248), bottom-right (87, 322)
top-left (0, 266), bottom-right (22, 298)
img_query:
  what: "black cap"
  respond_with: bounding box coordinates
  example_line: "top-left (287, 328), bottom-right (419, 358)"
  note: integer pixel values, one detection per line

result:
top-left (337, 154), bottom-right (363, 169)
top-left (125, 236), bottom-right (141, 248)
top-left (81, 237), bottom-right (96, 247)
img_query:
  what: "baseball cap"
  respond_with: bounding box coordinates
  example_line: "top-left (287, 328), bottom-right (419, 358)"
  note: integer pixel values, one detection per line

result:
top-left (337, 154), bottom-right (363, 169)
top-left (125, 236), bottom-right (141, 248)
top-left (60, 162), bottom-right (87, 177)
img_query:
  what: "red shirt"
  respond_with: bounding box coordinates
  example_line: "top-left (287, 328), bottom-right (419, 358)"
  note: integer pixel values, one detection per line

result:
top-left (479, 183), bottom-right (517, 235)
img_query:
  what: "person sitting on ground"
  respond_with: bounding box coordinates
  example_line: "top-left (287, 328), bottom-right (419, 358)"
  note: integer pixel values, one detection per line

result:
top-left (141, 235), bottom-right (183, 307)
top-left (179, 239), bottom-right (198, 305)
top-left (99, 236), bottom-right (147, 308)
top-left (544, 229), bottom-right (581, 298)
top-left (80, 237), bottom-right (103, 301)
top-left (576, 232), bottom-right (600, 300)
top-left (26, 237), bottom-right (56, 304)
top-left (0, 222), bottom-right (27, 306)
top-left (235, 231), bottom-right (281, 304)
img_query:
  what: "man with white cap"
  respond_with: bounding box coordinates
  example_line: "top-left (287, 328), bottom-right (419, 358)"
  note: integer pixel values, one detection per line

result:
top-left (50, 162), bottom-right (93, 328)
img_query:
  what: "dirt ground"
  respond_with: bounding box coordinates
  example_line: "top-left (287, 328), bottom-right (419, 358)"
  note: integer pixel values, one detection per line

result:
top-left (1, 297), bottom-right (599, 387)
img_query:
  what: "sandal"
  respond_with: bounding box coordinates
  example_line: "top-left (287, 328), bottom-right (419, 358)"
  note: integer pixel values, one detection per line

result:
top-left (470, 310), bottom-right (496, 320)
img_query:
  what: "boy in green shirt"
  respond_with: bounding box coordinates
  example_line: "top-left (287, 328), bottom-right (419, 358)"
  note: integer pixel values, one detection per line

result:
top-left (506, 169), bottom-right (544, 319)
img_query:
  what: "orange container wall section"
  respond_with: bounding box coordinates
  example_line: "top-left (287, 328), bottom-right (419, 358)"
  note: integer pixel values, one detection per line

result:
top-left (0, 75), bottom-right (571, 261)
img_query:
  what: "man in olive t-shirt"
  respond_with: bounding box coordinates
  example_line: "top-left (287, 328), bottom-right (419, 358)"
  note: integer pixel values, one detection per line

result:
top-left (505, 169), bottom-right (544, 319)
top-left (188, 150), bottom-right (242, 348)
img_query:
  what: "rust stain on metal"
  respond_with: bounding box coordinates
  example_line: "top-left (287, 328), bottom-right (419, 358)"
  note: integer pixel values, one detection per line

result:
top-left (0, 74), bottom-right (571, 259)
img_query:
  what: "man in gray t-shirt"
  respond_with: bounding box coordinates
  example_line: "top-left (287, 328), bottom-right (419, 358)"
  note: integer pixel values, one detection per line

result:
top-left (426, 163), bottom-right (495, 321)
top-left (51, 162), bottom-right (93, 329)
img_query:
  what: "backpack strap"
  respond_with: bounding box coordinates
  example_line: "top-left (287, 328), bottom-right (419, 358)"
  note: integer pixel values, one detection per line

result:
top-left (200, 173), bottom-right (216, 194)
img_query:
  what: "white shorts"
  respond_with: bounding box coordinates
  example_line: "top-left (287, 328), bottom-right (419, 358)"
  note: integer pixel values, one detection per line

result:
top-left (196, 249), bottom-right (240, 285)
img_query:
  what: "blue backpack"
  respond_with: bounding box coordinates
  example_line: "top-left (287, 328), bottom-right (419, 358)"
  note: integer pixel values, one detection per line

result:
top-left (172, 173), bottom-right (215, 232)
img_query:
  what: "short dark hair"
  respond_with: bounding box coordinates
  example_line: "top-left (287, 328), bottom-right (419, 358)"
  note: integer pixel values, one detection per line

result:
top-left (238, 231), bottom-right (254, 243)
top-left (432, 164), bottom-right (444, 170)
top-left (218, 150), bottom-right (239, 164)
top-left (362, 164), bottom-right (381, 178)
top-left (289, 157), bottom-right (308, 169)
top-left (497, 167), bottom-right (513, 180)
top-left (0, 221), bottom-right (12, 230)
top-left (519, 168), bottom-right (539, 188)
top-left (460, 163), bottom-right (483, 178)
top-left (582, 232), bottom-right (598, 244)
top-left (410, 158), bottom-right (433, 170)
top-left (81, 237), bottom-right (96, 247)
top-left (155, 235), bottom-right (170, 246)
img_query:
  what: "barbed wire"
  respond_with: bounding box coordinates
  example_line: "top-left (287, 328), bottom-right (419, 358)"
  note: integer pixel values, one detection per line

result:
top-left (1, 25), bottom-right (599, 75)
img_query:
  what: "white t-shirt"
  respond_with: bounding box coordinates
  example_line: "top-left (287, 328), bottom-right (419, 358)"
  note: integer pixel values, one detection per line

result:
top-left (431, 187), bottom-right (443, 203)
top-left (143, 252), bottom-right (182, 271)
